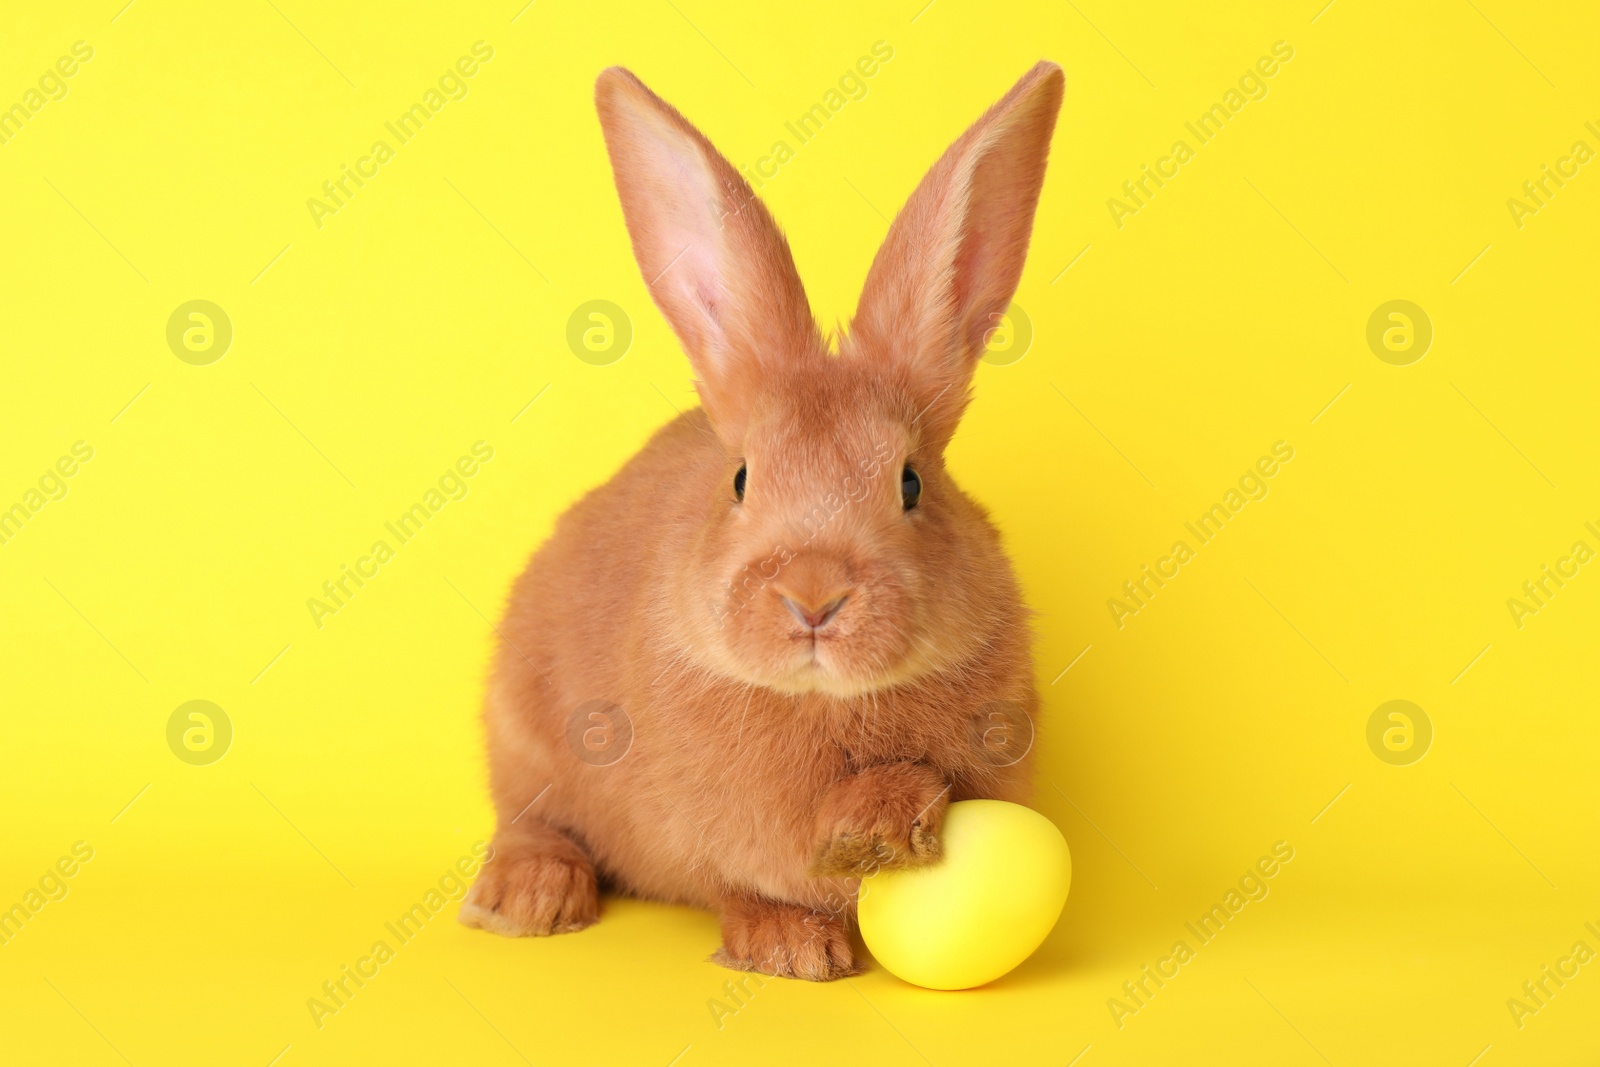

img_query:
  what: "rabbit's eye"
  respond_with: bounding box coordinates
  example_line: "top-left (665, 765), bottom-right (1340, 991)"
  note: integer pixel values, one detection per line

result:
top-left (901, 466), bottom-right (921, 510)
top-left (733, 464), bottom-right (747, 501)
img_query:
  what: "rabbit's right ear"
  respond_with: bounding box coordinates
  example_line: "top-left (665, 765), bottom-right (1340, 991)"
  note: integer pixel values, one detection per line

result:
top-left (595, 68), bottom-right (820, 439)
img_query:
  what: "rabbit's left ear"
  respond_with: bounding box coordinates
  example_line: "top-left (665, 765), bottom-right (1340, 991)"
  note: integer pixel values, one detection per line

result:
top-left (849, 62), bottom-right (1064, 445)
top-left (596, 68), bottom-right (821, 439)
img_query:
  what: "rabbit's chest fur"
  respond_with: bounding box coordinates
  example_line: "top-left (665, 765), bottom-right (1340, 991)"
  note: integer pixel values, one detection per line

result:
top-left (622, 687), bottom-right (976, 909)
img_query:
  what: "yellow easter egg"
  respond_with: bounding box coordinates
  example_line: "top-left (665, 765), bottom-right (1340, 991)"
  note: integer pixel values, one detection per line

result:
top-left (858, 799), bottom-right (1070, 990)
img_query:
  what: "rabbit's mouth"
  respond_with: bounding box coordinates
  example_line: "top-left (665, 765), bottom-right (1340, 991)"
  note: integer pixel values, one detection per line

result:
top-left (701, 540), bottom-right (937, 696)
top-left (772, 656), bottom-right (932, 699)
top-left (786, 635), bottom-right (843, 682)
top-left (755, 625), bottom-right (938, 699)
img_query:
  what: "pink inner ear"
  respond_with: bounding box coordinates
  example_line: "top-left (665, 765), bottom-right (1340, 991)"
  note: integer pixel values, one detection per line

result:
top-left (952, 121), bottom-right (1051, 356)
top-left (636, 128), bottom-right (733, 358)
top-left (842, 62), bottom-right (1061, 446)
top-left (654, 230), bottom-right (727, 355)
top-left (689, 261), bottom-right (723, 328)
top-left (597, 66), bottom-right (823, 435)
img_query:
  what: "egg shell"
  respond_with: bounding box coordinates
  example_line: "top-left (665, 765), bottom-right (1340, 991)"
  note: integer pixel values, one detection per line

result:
top-left (857, 799), bottom-right (1071, 990)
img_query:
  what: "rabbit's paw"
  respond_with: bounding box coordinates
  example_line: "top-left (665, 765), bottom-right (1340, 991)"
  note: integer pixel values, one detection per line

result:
top-left (808, 762), bottom-right (950, 878)
top-left (458, 831), bottom-right (598, 937)
top-left (711, 896), bottom-right (859, 981)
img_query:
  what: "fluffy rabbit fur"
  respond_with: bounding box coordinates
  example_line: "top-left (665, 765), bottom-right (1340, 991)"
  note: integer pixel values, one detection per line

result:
top-left (460, 61), bottom-right (1064, 980)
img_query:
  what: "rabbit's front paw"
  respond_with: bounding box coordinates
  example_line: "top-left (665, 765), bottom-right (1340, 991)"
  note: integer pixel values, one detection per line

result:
top-left (808, 762), bottom-right (950, 878)
top-left (711, 895), bottom-right (859, 981)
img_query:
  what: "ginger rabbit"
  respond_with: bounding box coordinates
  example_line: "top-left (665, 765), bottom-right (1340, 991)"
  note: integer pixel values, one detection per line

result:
top-left (461, 61), bottom-right (1064, 980)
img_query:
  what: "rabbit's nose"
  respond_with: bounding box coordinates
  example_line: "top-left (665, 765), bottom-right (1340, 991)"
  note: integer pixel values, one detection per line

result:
top-left (781, 594), bottom-right (849, 631)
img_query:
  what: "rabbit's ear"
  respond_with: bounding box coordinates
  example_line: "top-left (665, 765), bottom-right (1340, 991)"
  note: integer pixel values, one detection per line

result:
top-left (596, 68), bottom-right (820, 436)
top-left (849, 62), bottom-right (1063, 444)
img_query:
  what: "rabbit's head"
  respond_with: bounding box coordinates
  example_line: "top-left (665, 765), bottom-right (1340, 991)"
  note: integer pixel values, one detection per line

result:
top-left (596, 63), bottom-right (1063, 697)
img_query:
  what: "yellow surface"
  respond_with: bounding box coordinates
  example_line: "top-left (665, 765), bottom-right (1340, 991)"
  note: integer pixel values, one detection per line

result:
top-left (2, 1), bottom-right (1597, 1063)
top-left (859, 800), bottom-right (1072, 990)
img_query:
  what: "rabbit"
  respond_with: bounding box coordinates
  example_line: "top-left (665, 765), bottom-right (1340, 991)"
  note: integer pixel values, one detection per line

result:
top-left (459, 59), bottom-right (1064, 981)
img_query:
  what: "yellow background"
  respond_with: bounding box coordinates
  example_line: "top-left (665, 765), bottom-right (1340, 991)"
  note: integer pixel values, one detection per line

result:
top-left (3, 0), bottom-right (1597, 1063)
